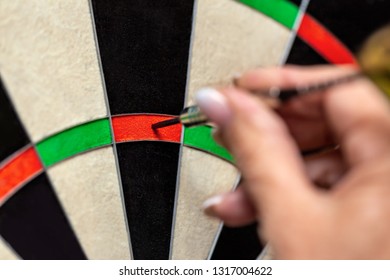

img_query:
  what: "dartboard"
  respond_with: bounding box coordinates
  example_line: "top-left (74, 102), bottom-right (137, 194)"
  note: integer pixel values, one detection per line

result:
top-left (0, 0), bottom-right (388, 260)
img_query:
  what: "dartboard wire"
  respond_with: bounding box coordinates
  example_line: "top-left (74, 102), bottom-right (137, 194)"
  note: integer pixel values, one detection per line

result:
top-left (0, 148), bottom-right (42, 259)
top-left (169, 0), bottom-right (199, 260)
top-left (279, 0), bottom-right (311, 65)
top-left (0, 75), bottom-right (89, 259)
top-left (205, 0), bottom-right (312, 261)
top-left (0, 120), bottom-right (230, 208)
top-left (0, 169), bottom-right (44, 208)
top-left (0, 145), bottom-right (30, 257)
top-left (257, 0), bottom-right (312, 261)
top-left (6, 123), bottom-right (88, 258)
top-left (0, 144), bottom-right (34, 170)
top-left (206, 174), bottom-right (241, 260)
top-left (88, 0), bottom-right (134, 260)
top-left (28, 122), bottom-right (90, 259)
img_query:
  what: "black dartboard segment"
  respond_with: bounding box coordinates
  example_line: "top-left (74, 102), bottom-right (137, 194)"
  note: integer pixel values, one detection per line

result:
top-left (211, 224), bottom-right (262, 260)
top-left (0, 76), bottom-right (30, 162)
top-left (0, 174), bottom-right (86, 260)
top-left (0, 74), bottom-right (85, 260)
top-left (288, 0), bottom-right (390, 65)
top-left (91, 0), bottom-right (194, 115)
top-left (287, 37), bottom-right (327, 65)
top-left (91, 0), bottom-right (195, 259)
top-left (303, 0), bottom-right (390, 52)
top-left (116, 142), bottom-right (180, 260)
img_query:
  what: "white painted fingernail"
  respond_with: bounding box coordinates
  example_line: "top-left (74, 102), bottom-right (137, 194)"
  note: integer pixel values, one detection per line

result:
top-left (195, 88), bottom-right (231, 126)
top-left (232, 72), bottom-right (242, 86)
top-left (233, 72), bottom-right (242, 80)
top-left (202, 195), bottom-right (224, 210)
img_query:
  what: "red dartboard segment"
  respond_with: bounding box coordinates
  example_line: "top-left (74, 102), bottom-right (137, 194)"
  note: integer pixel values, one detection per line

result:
top-left (298, 14), bottom-right (358, 66)
top-left (0, 114), bottom-right (182, 203)
top-left (0, 147), bottom-right (43, 202)
top-left (112, 114), bottom-right (182, 144)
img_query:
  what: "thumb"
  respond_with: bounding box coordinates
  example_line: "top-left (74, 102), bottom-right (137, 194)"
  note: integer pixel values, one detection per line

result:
top-left (196, 87), bottom-right (320, 217)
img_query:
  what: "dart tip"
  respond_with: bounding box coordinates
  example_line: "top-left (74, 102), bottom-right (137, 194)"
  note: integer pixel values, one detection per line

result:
top-left (152, 117), bottom-right (181, 130)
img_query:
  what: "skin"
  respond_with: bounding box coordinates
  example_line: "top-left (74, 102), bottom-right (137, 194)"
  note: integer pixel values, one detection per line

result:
top-left (196, 65), bottom-right (390, 259)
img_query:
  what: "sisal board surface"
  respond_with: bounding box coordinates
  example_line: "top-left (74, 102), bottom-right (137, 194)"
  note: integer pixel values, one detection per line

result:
top-left (0, 238), bottom-right (19, 260)
top-left (172, 0), bottom-right (291, 259)
top-left (0, 0), bottom-right (107, 142)
top-left (185, 0), bottom-right (291, 106)
top-left (48, 147), bottom-right (130, 260)
top-left (172, 147), bottom-right (239, 259)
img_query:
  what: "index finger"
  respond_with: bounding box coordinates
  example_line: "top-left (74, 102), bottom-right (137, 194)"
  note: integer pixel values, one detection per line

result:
top-left (236, 66), bottom-right (356, 151)
top-left (324, 75), bottom-right (390, 166)
top-left (237, 65), bottom-right (390, 166)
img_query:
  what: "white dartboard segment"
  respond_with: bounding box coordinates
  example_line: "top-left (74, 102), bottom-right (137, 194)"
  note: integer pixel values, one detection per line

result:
top-left (0, 0), bottom-right (107, 142)
top-left (0, 238), bottom-right (19, 260)
top-left (0, 0), bottom-right (130, 260)
top-left (0, 0), bottom-right (293, 260)
top-left (184, 0), bottom-right (292, 107)
top-left (171, 0), bottom-right (291, 259)
top-left (172, 147), bottom-right (239, 259)
top-left (47, 147), bottom-right (131, 260)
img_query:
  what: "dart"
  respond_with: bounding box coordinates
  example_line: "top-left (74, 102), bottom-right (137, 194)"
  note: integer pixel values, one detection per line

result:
top-left (153, 25), bottom-right (390, 130)
top-left (152, 105), bottom-right (208, 129)
top-left (152, 72), bottom-right (362, 129)
top-left (1, 0), bottom-right (389, 262)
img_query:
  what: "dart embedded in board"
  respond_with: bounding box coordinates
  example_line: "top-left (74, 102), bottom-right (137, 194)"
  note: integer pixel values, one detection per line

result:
top-left (151, 72), bottom-right (363, 129)
top-left (152, 24), bottom-right (390, 130)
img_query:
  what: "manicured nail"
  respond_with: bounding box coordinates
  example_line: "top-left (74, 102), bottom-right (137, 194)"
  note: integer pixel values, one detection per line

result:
top-left (232, 72), bottom-right (242, 80)
top-left (232, 72), bottom-right (242, 86)
top-left (202, 195), bottom-right (224, 211)
top-left (195, 88), bottom-right (231, 126)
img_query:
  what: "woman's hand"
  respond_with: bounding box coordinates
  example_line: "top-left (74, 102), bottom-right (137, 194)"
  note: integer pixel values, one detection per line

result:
top-left (196, 65), bottom-right (390, 259)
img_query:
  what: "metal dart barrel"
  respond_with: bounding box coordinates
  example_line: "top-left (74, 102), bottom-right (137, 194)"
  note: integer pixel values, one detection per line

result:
top-left (152, 105), bottom-right (208, 129)
top-left (179, 105), bottom-right (208, 127)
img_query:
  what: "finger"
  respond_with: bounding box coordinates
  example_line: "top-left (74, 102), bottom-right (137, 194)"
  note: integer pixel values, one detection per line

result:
top-left (235, 65), bottom-right (357, 91)
top-left (277, 93), bottom-right (335, 151)
top-left (196, 86), bottom-right (320, 217)
top-left (236, 66), bottom-right (358, 151)
top-left (304, 150), bottom-right (346, 189)
top-left (324, 76), bottom-right (390, 165)
top-left (202, 187), bottom-right (256, 227)
top-left (212, 127), bottom-right (227, 148)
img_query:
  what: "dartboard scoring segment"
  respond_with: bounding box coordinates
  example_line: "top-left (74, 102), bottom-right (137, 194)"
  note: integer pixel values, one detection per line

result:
top-left (0, 0), bottom-right (331, 260)
top-left (0, 0), bottom-right (278, 260)
top-left (0, 0), bottom-right (129, 259)
top-left (171, 0), bottom-right (292, 259)
top-left (1, 0), bottom-right (388, 260)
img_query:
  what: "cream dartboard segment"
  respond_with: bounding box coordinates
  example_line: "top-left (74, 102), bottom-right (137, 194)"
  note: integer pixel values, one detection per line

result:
top-left (0, 0), bottom-right (388, 260)
top-left (171, 0), bottom-right (291, 260)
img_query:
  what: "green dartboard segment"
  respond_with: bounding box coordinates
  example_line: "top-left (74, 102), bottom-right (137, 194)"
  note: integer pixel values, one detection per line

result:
top-left (184, 125), bottom-right (234, 163)
top-left (36, 119), bottom-right (112, 167)
top-left (238, 0), bottom-right (299, 30)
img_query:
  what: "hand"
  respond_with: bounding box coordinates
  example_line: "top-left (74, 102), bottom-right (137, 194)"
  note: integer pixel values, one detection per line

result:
top-left (196, 65), bottom-right (390, 259)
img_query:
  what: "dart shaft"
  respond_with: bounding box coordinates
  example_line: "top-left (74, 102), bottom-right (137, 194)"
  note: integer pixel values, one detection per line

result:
top-left (179, 105), bottom-right (208, 127)
top-left (178, 72), bottom-right (363, 127)
top-left (152, 72), bottom-right (364, 129)
top-left (151, 117), bottom-right (180, 129)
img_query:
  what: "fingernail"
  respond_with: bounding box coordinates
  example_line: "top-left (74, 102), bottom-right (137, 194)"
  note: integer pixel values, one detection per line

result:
top-left (202, 195), bottom-right (223, 216)
top-left (232, 72), bottom-right (242, 80)
top-left (195, 88), bottom-right (231, 126)
top-left (232, 72), bottom-right (242, 86)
